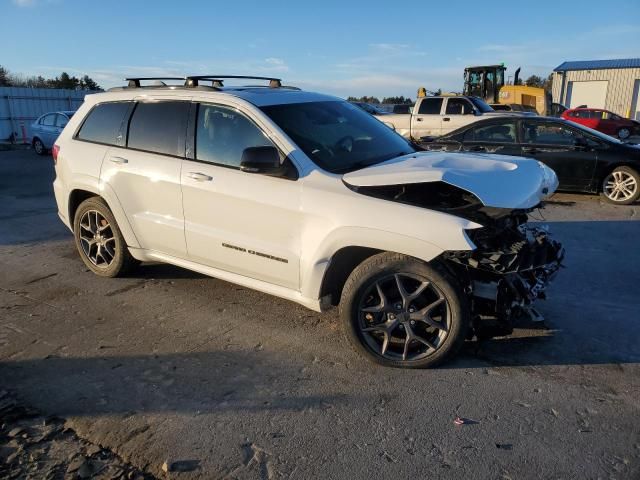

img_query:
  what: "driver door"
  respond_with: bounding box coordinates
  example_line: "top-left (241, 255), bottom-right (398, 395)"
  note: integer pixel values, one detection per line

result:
top-left (181, 102), bottom-right (302, 290)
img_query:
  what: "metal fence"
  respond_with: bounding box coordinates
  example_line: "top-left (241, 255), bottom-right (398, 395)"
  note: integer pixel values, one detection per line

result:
top-left (0, 87), bottom-right (90, 143)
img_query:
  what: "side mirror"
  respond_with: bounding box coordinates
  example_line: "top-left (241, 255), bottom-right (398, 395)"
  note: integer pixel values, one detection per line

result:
top-left (240, 146), bottom-right (282, 175)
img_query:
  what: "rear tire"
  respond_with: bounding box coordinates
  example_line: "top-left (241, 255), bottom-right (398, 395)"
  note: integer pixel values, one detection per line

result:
top-left (73, 197), bottom-right (137, 277)
top-left (617, 127), bottom-right (631, 140)
top-left (33, 138), bottom-right (46, 155)
top-left (601, 166), bottom-right (640, 205)
top-left (339, 252), bottom-right (468, 368)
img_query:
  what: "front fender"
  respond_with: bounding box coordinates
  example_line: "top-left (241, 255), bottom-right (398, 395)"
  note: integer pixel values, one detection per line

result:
top-left (300, 223), bottom-right (476, 301)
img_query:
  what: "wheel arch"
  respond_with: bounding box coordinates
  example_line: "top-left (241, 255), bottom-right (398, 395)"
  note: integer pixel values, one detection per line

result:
top-left (67, 185), bottom-right (140, 248)
top-left (318, 246), bottom-right (383, 306)
top-left (597, 162), bottom-right (640, 192)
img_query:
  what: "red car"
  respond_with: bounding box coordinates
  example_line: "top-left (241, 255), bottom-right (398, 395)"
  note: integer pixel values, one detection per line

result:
top-left (562, 108), bottom-right (639, 140)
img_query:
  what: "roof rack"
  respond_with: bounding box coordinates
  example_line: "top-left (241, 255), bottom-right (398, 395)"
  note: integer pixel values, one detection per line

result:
top-left (107, 75), bottom-right (294, 92)
top-left (124, 77), bottom-right (185, 87)
top-left (185, 75), bottom-right (282, 88)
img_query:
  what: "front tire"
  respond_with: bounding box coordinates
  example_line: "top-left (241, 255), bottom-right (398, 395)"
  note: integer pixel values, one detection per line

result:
top-left (339, 252), bottom-right (468, 368)
top-left (73, 197), bottom-right (137, 277)
top-left (33, 138), bottom-right (46, 155)
top-left (601, 166), bottom-right (640, 205)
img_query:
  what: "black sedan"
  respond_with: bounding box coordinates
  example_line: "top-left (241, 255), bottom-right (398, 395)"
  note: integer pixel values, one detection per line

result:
top-left (420, 117), bottom-right (640, 205)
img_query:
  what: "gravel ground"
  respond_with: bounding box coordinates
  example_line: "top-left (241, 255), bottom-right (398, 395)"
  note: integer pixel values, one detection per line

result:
top-left (0, 149), bottom-right (639, 479)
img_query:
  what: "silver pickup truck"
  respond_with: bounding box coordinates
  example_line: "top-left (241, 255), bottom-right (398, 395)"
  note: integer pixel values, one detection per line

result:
top-left (375, 95), bottom-right (518, 140)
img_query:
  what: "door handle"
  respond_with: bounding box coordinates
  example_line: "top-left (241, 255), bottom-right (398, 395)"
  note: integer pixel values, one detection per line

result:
top-left (109, 156), bottom-right (128, 164)
top-left (415, 117), bottom-right (423, 122)
top-left (187, 172), bottom-right (213, 182)
top-left (443, 117), bottom-right (450, 122)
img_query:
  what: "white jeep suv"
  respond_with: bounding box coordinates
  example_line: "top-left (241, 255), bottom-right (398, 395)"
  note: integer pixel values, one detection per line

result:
top-left (52, 75), bottom-right (564, 368)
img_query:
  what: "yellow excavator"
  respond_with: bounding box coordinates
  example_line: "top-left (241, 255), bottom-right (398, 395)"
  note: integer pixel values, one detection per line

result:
top-left (463, 64), bottom-right (548, 115)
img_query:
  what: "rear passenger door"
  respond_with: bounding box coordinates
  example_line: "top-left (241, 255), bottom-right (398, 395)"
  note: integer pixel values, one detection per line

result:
top-left (181, 102), bottom-right (302, 290)
top-left (411, 98), bottom-right (443, 138)
top-left (101, 100), bottom-right (190, 258)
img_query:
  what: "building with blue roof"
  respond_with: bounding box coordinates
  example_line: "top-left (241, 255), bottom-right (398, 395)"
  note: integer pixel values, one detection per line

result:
top-left (551, 58), bottom-right (640, 119)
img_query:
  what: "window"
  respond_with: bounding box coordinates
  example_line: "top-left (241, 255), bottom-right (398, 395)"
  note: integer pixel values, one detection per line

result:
top-left (77, 102), bottom-right (130, 145)
top-left (261, 101), bottom-right (415, 173)
top-left (127, 102), bottom-right (189, 156)
top-left (418, 98), bottom-right (443, 115)
top-left (446, 98), bottom-right (473, 115)
top-left (468, 97), bottom-right (494, 113)
top-left (465, 122), bottom-right (516, 143)
top-left (55, 114), bottom-right (69, 128)
top-left (41, 114), bottom-right (56, 126)
top-left (523, 122), bottom-right (581, 146)
top-left (196, 104), bottom-right (273, 167)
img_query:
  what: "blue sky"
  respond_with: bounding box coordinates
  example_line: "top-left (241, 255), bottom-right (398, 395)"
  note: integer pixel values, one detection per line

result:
top-left (3, 0), bottom-right (640, 98)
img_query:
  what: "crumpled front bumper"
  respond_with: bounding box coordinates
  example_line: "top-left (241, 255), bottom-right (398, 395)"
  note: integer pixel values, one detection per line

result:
top-left (444, 224), bottom-right (565, 330)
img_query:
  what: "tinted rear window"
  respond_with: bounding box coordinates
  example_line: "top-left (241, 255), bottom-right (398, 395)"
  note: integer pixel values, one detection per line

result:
top-left (77, 103), bottom-right (130, 145)
top-left (127, 102), bottom-right (190, 157)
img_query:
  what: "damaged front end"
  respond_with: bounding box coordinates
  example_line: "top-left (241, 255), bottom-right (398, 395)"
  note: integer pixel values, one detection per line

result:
top-left (346, 178), bottom-right (564, 340)
top-left (342, 151), bottom-right (565, 340)
top-left (445, 212), bottom-right (565, 338)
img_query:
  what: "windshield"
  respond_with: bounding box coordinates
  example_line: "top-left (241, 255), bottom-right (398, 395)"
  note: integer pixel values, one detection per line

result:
top-left (469, 97), bottom-right (494, 113)
top-left (261, 101), bottom-right (415, 173)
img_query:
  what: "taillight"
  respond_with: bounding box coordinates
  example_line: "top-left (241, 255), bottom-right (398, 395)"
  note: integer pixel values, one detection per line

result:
top-left (52, 144), bottom-right (60, 165)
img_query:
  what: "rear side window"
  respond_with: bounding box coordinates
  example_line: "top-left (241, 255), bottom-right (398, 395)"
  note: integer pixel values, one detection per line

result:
top-left (464, 122), bottom-right (516, 143)
top-left (418, 98), bottom-right (443, 115)
top-left (127, 102), bottom-right (190, 157)
top-left (41, 114), bottom-right (56, 126)
top-left (77, 103), bottom-right (130, 145)
top-left (55, 114), bottom-right (69, 128)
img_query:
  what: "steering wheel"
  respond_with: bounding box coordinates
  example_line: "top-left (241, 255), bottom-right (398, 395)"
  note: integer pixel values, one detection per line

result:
top-left (334, 135), bottom-right (354, 154)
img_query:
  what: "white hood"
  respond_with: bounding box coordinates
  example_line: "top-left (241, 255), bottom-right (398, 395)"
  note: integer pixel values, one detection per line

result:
top-left (343, 151), bottom-right (558, 209)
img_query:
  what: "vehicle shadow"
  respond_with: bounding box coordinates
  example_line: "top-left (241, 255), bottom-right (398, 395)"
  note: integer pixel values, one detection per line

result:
top-left (0, 349), bottom-right (355, 418)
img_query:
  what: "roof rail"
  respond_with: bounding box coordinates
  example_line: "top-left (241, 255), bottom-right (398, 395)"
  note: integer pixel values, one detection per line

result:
top-left (185, 75), bottom-right (282, 88)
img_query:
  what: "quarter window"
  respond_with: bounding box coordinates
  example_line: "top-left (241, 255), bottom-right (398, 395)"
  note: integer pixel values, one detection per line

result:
top-left (76, 102), bottom-right (131, 146)
top-left (523, 122), bottom-right (581, 146)
top-left (127, 102), bottom-right (190, 156)
top-left (418, 98), bottom-right (443, 115)
top-left (195, 104), bottom-right (273, 167)
top-left (465, 122), bottom-right (516, 143)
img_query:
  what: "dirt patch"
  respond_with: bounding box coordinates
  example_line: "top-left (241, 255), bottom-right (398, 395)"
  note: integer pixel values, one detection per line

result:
top-left (0, 390), bottom-right (155, 480)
